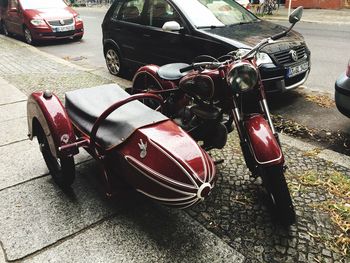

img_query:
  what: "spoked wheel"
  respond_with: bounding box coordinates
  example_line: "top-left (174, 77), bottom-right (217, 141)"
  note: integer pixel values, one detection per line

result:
top-left (23, 26), bottom-right (35, 45)
top-left (37, 127), bottom-right (75, 188)
top-left (131, 73), bottom-right (164, 110)
top-left (104, 46), bottom-right (125, 76)
top-left (260, 165), bottom-right (296, 226)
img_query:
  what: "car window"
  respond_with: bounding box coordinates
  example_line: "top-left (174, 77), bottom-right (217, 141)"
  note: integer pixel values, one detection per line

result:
top-left (118, 0), bottom-right (145, 24)
top-left (172, 0), bottom-right (258, 28)
top-left (144, 0), bottom-right (183, 28)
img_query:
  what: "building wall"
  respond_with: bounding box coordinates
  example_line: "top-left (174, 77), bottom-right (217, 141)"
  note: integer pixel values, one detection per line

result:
top-left (286, 0), bottom-right (348, 9)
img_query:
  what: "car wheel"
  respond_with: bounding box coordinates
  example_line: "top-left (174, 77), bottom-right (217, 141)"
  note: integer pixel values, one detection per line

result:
top-left (104, 46), bottom-right (125, 76)
top-left (23, 26), bottom-right (35, 45)
top-left (1, 21), bottom-right (9, 36)
top-left (37, 126), bottom-right (76, 188)
top-left (74, 35), bottom-right (83, 41)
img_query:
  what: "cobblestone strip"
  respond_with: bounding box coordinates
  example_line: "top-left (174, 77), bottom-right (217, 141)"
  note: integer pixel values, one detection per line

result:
top-left (187, 133), bottom-right (350, 263)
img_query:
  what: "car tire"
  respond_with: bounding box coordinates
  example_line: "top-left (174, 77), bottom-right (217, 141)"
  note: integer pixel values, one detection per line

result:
top-left (23, 26), bottom-right (35, 45)
top-left (1, 21), bottom-right (9, 36)
top-left (37, 126), bottom-right (76, 188)
top-left (104, 46), bottom-right (125, 77)
top-left (74, 35), bottom-right (83, 41)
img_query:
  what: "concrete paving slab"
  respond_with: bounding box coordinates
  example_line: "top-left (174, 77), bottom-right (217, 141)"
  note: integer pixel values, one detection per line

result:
top-left (0, 78), bottom-right (27, 105)
top-left (0, 101), bottom-right (26, 122)
top-left (0, 139), bottom-right (91, 190)
top-left (0, 117), bottom-right (28, 146)
top-left (23, 205), bottom-right (244, 263)
top-left (0, 161), bottom-right (119, 261)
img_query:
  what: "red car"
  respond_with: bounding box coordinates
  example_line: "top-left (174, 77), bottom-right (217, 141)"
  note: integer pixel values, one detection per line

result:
top-left (0, 0), bottom-right (83, 44)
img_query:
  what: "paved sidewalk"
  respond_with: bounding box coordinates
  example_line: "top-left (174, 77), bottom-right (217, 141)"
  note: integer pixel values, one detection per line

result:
top-left (0, 36), bottom-right (350, 262)
top-left (263, 6), bottom-right (350, 25)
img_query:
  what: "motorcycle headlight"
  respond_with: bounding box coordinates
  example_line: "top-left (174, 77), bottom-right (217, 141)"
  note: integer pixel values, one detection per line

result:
top-left (30, 19), bottom-right (46, 26)
top-left (227, 62), bottom-right (258, 93)
top-left (256, 52), bottom-right (273, 65)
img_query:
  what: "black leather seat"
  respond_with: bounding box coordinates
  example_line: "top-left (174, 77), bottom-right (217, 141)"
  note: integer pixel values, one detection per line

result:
top-left (65, 84), bottom-right (168, 149)
top-left (157, 63), bottom-right (190, 80)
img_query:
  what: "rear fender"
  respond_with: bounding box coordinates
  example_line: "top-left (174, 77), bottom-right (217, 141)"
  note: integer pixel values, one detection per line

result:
top-left (132, 65), bottom-right (177, 91)
top-left (244, 114), bottom-right (284, 166)
top-left (27, 91), bottom-right (77, 158)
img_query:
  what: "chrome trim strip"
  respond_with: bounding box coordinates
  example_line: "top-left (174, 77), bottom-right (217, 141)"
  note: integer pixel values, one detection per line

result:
top-left (126, 155), bottom-right (197, 190)
top-left (125, 156), bottom-right (197, 197)
top-left (149, 139), bottom-right (204, 186)
top-left (136, 189), bottom-right (196, 202)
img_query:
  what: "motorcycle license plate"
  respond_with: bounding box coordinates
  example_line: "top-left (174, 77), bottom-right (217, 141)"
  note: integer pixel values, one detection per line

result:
top-left (53, 25), bottom-right (75, 32)
top-left (286, 61), bottom-right (309, 78)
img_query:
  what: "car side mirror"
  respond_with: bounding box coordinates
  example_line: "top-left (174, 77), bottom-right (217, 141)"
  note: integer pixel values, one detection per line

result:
top-left (289, 6), bottom-right (303, 24)
top-left (162, 21), bottom-right (181, 32)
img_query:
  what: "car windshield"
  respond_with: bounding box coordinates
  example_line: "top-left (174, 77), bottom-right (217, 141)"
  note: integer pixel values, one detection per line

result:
top-left (172, 0), bottom-right (258, 28)
top-left (20, 0), bottom-right (67, 9)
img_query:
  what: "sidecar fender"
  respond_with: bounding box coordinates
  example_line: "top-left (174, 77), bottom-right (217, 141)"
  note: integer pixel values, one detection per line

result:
top-left (27, 91), bottom-right (76, 158)
top-left (244, 114), bottom-right (284, 166)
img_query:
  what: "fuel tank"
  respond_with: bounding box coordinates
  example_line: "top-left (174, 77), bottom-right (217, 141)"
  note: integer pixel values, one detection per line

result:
top-left (118, 120), bottom-right (217, 209)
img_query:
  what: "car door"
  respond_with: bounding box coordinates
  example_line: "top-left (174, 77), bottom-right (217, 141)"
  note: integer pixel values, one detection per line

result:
top-left (140, 0), bottom-right (195, 65)
top-left (109, 0), bottom-right (148, 66)
top-left (5, 0), bottom-right (22, 35)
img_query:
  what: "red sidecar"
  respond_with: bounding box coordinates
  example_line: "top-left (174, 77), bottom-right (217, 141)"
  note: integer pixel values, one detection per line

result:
top-left (27, 84), bottom-right (217, 208)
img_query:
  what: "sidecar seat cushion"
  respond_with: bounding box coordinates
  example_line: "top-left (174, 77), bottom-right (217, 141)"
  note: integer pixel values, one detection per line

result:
top-left (65, 84), bottom-right (168, 149)
top-left (157, 63), bottom-right (190, 80)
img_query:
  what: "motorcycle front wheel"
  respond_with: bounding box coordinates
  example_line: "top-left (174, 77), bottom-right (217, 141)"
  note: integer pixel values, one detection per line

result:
top-left (260, 165), bottom-right (295, 226)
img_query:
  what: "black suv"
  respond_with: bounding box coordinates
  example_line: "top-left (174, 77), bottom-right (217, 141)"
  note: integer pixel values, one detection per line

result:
top-left (102, 0), bottom-right (311, 92)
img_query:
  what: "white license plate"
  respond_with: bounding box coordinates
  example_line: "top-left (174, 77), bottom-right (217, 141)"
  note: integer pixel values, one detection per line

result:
top-left (53, 25), bottom-right (75, 32)
top-left (286, 62), bottom-right (309, 78)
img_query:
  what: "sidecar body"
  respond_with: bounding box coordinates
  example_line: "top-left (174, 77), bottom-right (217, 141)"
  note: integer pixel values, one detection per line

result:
top-left (27, 84), bottom-right (216, 208)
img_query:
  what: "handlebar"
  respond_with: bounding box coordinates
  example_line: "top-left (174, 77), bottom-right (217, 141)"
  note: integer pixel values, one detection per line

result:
top-left (179, 61), bottom-right (223, 73)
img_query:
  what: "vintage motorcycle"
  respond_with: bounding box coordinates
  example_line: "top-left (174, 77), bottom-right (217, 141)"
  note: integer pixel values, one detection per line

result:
top-left (131, 7), bottom-right (305, 225)
top-left (27, 84), bottom-right (217, 209)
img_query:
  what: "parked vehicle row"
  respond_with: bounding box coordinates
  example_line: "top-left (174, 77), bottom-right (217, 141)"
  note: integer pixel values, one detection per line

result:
top-left (0, 0), bottom-right (84, 44)
top-left (102, 0), bottom-right (310, 93)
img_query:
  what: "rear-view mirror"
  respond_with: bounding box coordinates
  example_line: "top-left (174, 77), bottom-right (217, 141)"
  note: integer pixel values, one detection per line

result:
top-left (289, 6), bottom-right (303, 24)
top-left (162, 21), bottom-right (181, 32)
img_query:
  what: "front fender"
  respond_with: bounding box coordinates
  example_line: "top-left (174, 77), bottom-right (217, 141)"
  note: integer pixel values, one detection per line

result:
top-left (244, 114), bottom-right (284, 166)
top-left (27, 91), bottom-right (76, 158)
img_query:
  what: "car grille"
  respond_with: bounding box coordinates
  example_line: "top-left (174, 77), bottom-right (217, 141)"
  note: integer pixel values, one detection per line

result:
top-left (48, 18), bottom-right (74, 27)
top-left (272, 45), bottom-right (307, 65)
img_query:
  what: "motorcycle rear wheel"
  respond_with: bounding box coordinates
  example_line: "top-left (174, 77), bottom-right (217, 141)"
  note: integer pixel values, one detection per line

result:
top-left (260, 165), bottom-right (295, 226)
top-left (37, 126), bottom-right (75, 188)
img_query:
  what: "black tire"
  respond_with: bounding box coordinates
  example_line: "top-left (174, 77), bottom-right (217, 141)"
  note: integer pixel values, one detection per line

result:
top-left (1, 21), bottom-right (9, 36)
top-left (261, 165), bottom-right (296, 226)
top-left (37, 127), bottom-right (75, 188)
top-left (74, 35), bottom-right (83, 41)
top-left (104, 46), bottom-right (125, 77)
top-left (23, 26), bottom-right (35, 45)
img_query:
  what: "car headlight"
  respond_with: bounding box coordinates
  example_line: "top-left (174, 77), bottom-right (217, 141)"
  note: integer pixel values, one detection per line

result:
top-left (256, 52), bottom-right (273, 65)
top-left (30, 19), bottom-right (46, 26)
top-left (75, 15), bottom-right (83, 22)
top-left (227, 62), bottom-right (258, 93)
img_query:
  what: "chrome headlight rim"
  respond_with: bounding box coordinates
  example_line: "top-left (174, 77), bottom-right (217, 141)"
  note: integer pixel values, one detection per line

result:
top-left (226, 61), bottom-right (258, 93)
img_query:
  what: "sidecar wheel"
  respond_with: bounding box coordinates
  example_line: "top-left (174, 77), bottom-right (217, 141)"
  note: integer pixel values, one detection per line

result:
top-left (261, 165), bottom-right (295, 226)
top-left (37, 127), bottom-right (75, 188)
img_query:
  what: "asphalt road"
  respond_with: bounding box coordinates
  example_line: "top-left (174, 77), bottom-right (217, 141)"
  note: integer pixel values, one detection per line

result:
top-left (37, 7), bottom-right (350, 94)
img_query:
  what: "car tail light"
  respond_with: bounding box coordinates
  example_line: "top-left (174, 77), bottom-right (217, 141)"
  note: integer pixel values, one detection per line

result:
top-left (346, 60), bottom-right (350, 77)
